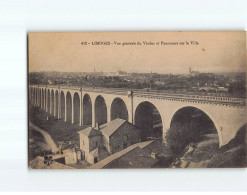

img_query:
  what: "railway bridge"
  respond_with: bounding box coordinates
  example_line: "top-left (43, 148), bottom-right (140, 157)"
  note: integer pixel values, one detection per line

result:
top-left (29, 85), bottom-right (246, 148)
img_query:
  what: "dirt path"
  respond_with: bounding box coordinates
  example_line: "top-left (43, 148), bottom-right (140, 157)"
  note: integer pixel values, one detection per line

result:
top-left (29, 121), bottom-right (59, 153)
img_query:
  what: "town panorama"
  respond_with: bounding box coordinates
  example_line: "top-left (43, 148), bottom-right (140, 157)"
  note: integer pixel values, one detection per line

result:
top-left (28, 69), bottom-right (246, 169)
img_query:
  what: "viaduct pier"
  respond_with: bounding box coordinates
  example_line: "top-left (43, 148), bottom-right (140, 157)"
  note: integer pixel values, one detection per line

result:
top-left (29, 85), bottom-right (246, 147)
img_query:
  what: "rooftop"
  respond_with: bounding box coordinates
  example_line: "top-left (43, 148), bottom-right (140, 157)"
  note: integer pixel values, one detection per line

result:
top-left (78, 118), bottom-right (131, 138)
top-left (100, 118), bottom-right (128, 137)
top-left (89, 147), bottom-right (110, 158)
top-left (89, 140), bottom-right (154, 169)
top-left (78, 127), bottom-right (102, 137)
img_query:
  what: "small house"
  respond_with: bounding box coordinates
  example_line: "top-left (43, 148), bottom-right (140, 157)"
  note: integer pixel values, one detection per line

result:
top-left (101, 118), bottom-right (141, 154)
top-left (78, 118), bottom-right (141, 164)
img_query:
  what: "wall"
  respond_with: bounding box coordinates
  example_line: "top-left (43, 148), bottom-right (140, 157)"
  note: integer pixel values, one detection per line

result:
top-left (89, 134), bottom-right (103, 154)
top-left (79, 134), bottom-right (90, 158)
top-left (108, 123), bottom-right (141, 154)
top-left (79, 132), bottom-right (103, 161)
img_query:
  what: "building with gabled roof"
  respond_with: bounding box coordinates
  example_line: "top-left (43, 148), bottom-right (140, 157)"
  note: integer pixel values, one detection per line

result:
top-left (100, 118), bottom-right (126, 137)
top-left (80, 126), bottom-right (102, 137)
top-left (78, 127), bottom-right (103, 163)
top-left (78, 118), bottom-right (141, 164)
top-left (101, 118), bottom-right (141, 154)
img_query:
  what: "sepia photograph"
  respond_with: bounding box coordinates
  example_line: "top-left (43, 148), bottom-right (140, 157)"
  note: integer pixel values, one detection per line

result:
top-left (28, 31), bottom-right (246, 169)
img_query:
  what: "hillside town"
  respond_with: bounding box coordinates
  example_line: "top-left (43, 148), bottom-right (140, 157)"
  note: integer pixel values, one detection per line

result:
top-left (29, 68), bottom-right (246, 98)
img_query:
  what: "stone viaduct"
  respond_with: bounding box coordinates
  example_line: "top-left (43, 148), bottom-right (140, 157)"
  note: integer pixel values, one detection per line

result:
top-left (29, 85), bottom-right (246, 148)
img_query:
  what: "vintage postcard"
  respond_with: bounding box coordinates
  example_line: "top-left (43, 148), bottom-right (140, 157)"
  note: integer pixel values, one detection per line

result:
top-left (28, 31), bottom-right (246, 169)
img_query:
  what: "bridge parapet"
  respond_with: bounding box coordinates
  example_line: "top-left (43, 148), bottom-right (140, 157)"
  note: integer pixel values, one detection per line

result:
top-left (29, 85), bottom-right (246, 107)
top-left (29, 84), bottom-right (246, 148)
top-left (133, 92), bottom-right (246, 107)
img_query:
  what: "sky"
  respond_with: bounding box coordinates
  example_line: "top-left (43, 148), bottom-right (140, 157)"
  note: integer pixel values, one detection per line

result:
top-left (28, 31), bottom-right (246, 74)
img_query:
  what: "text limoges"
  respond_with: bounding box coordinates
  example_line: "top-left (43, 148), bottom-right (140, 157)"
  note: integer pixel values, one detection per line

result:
top-left (81, 41), bottom-right (111, 45)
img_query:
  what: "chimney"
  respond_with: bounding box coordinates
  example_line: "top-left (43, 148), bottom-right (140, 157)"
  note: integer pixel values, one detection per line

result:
top-left (95, 122), bottom-right (99, 130)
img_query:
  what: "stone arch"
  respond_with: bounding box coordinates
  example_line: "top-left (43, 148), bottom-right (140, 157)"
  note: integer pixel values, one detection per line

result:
top-left (31, 87), bottom-right (33, 103)
top-left (36, 88), bottom-right (38, 105)
top-left (40, 89), bottom-right (42, 107)
top-left (36, 88), bottom-right (38, 106)
top-left (233, 124), bottom-right (246, 146)
top-left (33, 88), bottom-right (35, 104)
top-left (36, 88), bottom-right (39, 106)
top-left (35, 88), bottom-right (37, 105)
top-left (51, 89), bottom-right (55, 115)
top-left (55, 90), bottom-right (59, 117)
top-left (167, 106), bottom-right (221, 153)
top-left (34, 88), bottom-right (37, 104)
top-left (39, 88), bottom-right (41, 107)
top-left (95, 95), bottom-right (107, 126)
top-left (66, 91), bottom-right (72, 123)
top-left (44, 89), bottom-right (47, 110)
top-left (83, 93), bottom-right (92, 125)
top-left (47, 89), bottom-right (51, 113)
top-left (42, 88), bottom-right (44, 109)
top-left (110, 97), bottom-right (128, 121)
top-left (73, 92), bottom-right (80, 125)
top-left (60, 91), bottom-right (65, 120)
top-left (134, 101), bottom-right (163, 141)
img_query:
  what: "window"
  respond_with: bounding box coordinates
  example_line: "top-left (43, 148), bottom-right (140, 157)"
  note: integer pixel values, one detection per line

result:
top-left (123, 135), bottom-right (128, 142)
top-left (123, 135), bottom-right (128, 149)
top-left (123, 142), bottom-right (127, 149)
